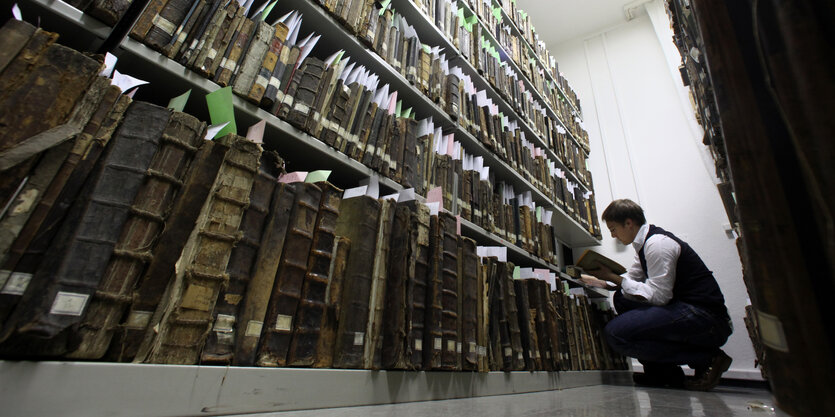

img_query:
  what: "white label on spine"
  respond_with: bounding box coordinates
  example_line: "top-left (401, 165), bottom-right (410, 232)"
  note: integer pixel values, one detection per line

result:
top-left (293, 102), bottom-right (310, 115)
top-left (207, 48), bottom-right (217, 61)
top-left (245, 320), bottom-right (263, 337)
top-left (415, 339), bottom-right (423, 351)
top-left (177, 32), bottom-right (188, 44)
top-left (504, 347), bottom-right (512, 357)
top-left (221, 59), bottom-right (237, 72)
top-left (434, 337), bottom-right (442, 351)
top-left (49, 291), bottom-right (89, 316)
top-left (275, 314), bottom-right (293, 331)
top-left (268, 77), bottom-right (282, 89)
top-left (0, 270), bottom-right (10, 290)
top-left (255, 75), bottom-right (269, 88)
top-left (518, 352), bottom-right (523, 360)
top-left (447, 340), bottom-right (455, 352)
top-left (217, 332), bottom-right (234, 344)
top-left (546, 352), bottom-right (551, 359)
top-left (125, 310), bottom-right (152, 328)
top-left (151, 15), bottom-right (177, 36)
top-left (756, 309), bottom-right (789, 352)
top-left (282, 95), bottom-right (294, 106)
top-left (354, 332), bottom-right (365, 346)
top-left (214, 314), bottom-right (236, 332)
top-left (469, 342), bottom-right (477, 353)
top-left (1, 271), bottom-right (32, 295)
top-left (456, 342), bottom-right (462, 353)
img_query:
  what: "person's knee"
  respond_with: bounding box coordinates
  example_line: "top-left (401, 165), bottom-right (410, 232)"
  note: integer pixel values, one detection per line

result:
top-left (604, 319), bottom-right (630, 353)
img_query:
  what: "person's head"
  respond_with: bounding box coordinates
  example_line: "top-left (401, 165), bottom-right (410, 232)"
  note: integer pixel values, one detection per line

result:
top-left (601, 199), bottom-right (646, 245)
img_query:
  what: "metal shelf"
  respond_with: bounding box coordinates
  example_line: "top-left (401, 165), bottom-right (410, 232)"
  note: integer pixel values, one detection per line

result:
top-left (560, 272), bottom-right (611, 298)
top-left (0, 361), bottom-right (632, 417)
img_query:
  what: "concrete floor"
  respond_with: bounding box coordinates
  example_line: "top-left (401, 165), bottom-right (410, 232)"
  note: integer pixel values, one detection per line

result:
top-left (228, 384), bottom-right (786, 417)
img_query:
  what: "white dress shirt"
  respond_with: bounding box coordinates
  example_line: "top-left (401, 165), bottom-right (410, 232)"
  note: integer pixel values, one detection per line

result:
top-left (620, 223), bottom-right (681, 305)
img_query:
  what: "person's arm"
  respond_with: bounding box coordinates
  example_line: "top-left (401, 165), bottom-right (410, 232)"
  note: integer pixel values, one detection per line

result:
top-left (618, 236), bottom-right (680, 305)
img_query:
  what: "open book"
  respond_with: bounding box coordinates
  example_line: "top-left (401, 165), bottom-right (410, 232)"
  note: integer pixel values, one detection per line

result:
top-left (576, 250), bottom-right (627, 275)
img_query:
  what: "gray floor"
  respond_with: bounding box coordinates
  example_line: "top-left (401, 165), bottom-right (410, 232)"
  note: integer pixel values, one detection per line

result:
top-left (227, 384), bottom-right (786, 416)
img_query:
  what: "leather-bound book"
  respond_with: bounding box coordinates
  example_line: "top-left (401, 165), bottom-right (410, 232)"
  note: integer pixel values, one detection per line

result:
top-left (438, 212), bottom-right (460, 370)
top-left (477, 257), bottom-right (489, 372)
top-left (351, 96), bottom-right (378, 162)
top-left (513, 280), bottom-right (536, 371)
top-left (172, 0), bottom-right (217, 63)
top-left (504, 267), bottom-right (525, 371)
top-left (129, 0), bottom-right (171, 41)
top-left (360, 107), bottom-right (387, 168)
top-left (285, 58), bottom-right (326, 130)
top-left (106, 139), bottom-right (227, 362)
top-left (214, 17), bottom-right (255, 87)
top-left (181, 0), bottom-right (225, 67)
top-left (344, 86), bottom-right (374, 158)
top-left (232, 21), bottom-right (275, 100)
top-left (459, 237), bottom-right (479, 371)
top-left (332, 195), bottom-right (380, 369)
top-left (384, 116), bottom-right (403, 182)
top-left (260, 43), bottom-right (296, 110)
top-left (143, 0), bottom-right (198, 52)
top-left (320, 83), bottom-right (350, 149)
top-left (526, 279), bottom-right (552, 371)
top-left (423, 214), bottom-right (443, 370)
top-left (70, 111), bottom-right (207, 360)
top-left (485, 257), bottom-right (508, 370)
top-left (313, 235), bottom-right (350, 368)
top-left (135, 134), bottom-right (260, 365)
top-left (402, 118), bottom-right (418, 189)
top-left (200, 150), bottom-right (284, 365)
top-left (286, 181), bottom-right (342, 367)
top-left (381, 202), bottom-right (409, 369)
top-left (305, 59), bottom-right (342, 138)
top-left (246, 21), bottom-right (290, 103)
top-left (195, 2), bottom-right (243, 78)
top-left (233, 182), bottom-right (295, 366)
top-left (0, 101), bottom-right (169, 351)
top-left (0, 20), bottom-right (36, 74)
top-left (335, 82), bottom-right (363, 155)
top-left (160, 0), bottom-right (209, 59)
top-left (257, 182), bottom-right (322, 367)
top-left (359, 0), bottom-right (378, 46)
top-left (405, 202), bottom-right (430, 370)
top-left (444, 74), bottom-right (460, 121)
top-left (363, 197), bottom-right (395, 369)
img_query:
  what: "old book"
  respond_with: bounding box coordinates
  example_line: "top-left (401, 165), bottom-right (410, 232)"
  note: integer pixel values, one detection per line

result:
top-left (70, 111), bottom-right (207, 360)
top-left (246, 21), bottom-right (290, 103)
top-left (200, 150), bottom-right (285, 365)
top-left (260, 43), bottom-right (296, 110)
top-left (286, 181), bottom-right (343, 367)
top-left (575, 249), bottom-right (626, 274)
top-left (305, 59), bottom-right (342, 138)
top-left (196, 2), bottom-right (244, 78)
top-left (351, 99), bottom-right (378, 162)
top-left (173, 0), bottom-right (218, 63)
top-left (313, 235), bottom-right (351, 368)
top-left (477, 255), bottom-right (489, 372)
top-left (135, 134), bottom-right (260, 365)
top-left (504, 266), bottom-right (526, 370)
top-left (0, 90), bottom-right (127, 331)
top-left (381, 201), bottom-right (409, 369)
top-left (485, 257), bottom-right (508, 370)
top-left (526, 279), bottom-right (553, 371)
top-left (181, 0), bottom-right (226, 67)
top-left (332, 195), bottom-right (380, 369)
top-left (438, 212), bottom-right (460, 370)
top-left (107, 139), bottom-right (228, 362)
top-left (405, 201), bottom-right (430, 370)
top-left (423, 214), bottom-right (443, 370)
top-left (514, 280), bottom-right (536, 371)
top-left (233, 182), bottom-right (296, 366)
top-left (257, 182), bottom-right (322, 367)
top-left (232, 21), bottom-right (275, 99)
top-left (160, 0), bottom-right (209, 59)
top-left (0, 101), bottom-right (170, 350)
top-left (362, 197), bottom-right (394, 369)
top-left (0, 20), bottom-right (36, 75)
top-left (285, 58), bottom-right (326, 130)
top-left (213, 18), bottom-right (255, 87)
top-left (459, 237), bottom-right (479, 371)
top-left (143, 0), bottom-right (196, 52)
top-left (335, 82), bottom-right (363, 155)
top-left (321, 82), bottom-right (351, 149)
top-left (129, 0), bottom-right (171, 41)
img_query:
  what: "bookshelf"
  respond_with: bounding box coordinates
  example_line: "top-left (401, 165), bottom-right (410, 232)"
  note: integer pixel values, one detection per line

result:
top-left (2, 0), bottom-right (626, 414)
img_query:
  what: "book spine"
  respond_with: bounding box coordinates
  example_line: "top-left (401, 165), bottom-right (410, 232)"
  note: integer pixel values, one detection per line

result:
top-left (513, 280), bottom-right (536, 371)
top-left (381, 203), bottom-right (410, 369)
top-left (138, 135), bottom-right (261, 365)
top-left (460, 237), bottom-right (479, 371)
top-left (313, 235), bottom-right (350, 368)
top-left (214, 18), bottom-right (255, 87)
top-left (129, 0), bottom-right (171, 41)
top-left (233, 182), bottom-right (296, 366)
top-left (195, 3), bottom-right (241, 78)
top-left (406, 202), bottom-right (429, 370)
top-left (423, 215), bottom-right (443, 370)
top-left (200, 150), bottom-right (284, 365)
top-left (70, 111), bottom-right (206, 360)
top-left (246, 24), bottom-right (288, 103)
top-left (332, 196), bottom-right (380, 369)
top-left (439, 212), bottom-right (460, 370)
top-left (363, 198), bottom-right (395, 369)
top-left (257, 182), bottom-right (322, 367)
top-left (232, 21), bottom-right (275, 99)
top-left (143, 0), bottom-right (194, 52)
top-left (161, 0), bottom-right (207, 59)
top-left (286, 59), bottom-right (326, 130)
top-left (286, 182), bottom-right (342, 367)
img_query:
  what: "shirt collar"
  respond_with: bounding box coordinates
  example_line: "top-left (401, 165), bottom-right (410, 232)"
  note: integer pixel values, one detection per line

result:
top-left (632, 223), bottom-right (649, 251)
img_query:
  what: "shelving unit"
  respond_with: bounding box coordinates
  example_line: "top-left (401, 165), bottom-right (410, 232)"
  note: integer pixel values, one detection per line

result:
top-left (3, 0), bottom-right (623, 414)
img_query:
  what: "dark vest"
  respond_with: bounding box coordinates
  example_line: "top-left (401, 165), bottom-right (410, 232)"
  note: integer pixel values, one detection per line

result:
top-left (639, 225), bottom-right (729, 320)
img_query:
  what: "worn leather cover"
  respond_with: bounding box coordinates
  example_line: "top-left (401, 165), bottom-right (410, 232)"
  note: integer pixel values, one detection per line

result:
top-left (363, 198), bottom-right (394, 369)
top-left (70, 111), bottom-right (206, 360)
top-left (332, 196), bottom-right (380, 369)
top-left (161, 0), bottom-right (209, 59)
top-left (526, 279), bottom-right (552, 371)
top-left (183, 0), bottom-right (227, 69)
top-left (285, 58), bottom-right (326, 130)
top-left (381, 202), bottom-right (409, 369)
top-left (423, 214), bottom-right (443, 370)
top-left (257, 182), bottom-right (322, 367)
top-left (200, 150), bottom-right (284, 365)
top-left (458, 237), bottom-right (478, 371)
top-left (0, 20), bottom-right (36, 75)
top-left (0, 101), bottom-right (169, 354)
top-left (313, 235), bottom-right (350, 368)
top-left (405, 202), bottom-right (429, 370)
top-left (261, 44), bottom-right (296, 110)
top-left (246, 22), bottom-right (289, 103)
top-left (233, 182), bottom-right (295, 366)
top-left (321, 82), bottom-right (350, 149)
top-left (198, 2), bottom-right (244, 78)
top-left (305, 61), bottom-right (341, 138)
top-left (438, 212), bottom-right (460, 370)
top-left (513, 280), bottom-right (536, 371)
top-left (144, 0), bottom-right (196, 51)
top-left (503, 263), bottom-right (525, 370)
top-left (231, 21), bottom-right (275, 99)
top-left (485, 257), bottom-right (507, 370)
top-left (135, 134), bottom-right (260, 365)
top-left (214, 17), bottom-right (254, 87)
top-left (130, 0), bottom-right (171, 41)
top-left (478, 257), bottom-right (489, 372)
top-left (287, 181), bottom-right (342, 367)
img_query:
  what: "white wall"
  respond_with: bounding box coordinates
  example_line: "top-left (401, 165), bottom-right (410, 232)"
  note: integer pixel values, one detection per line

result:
top-left (552, 3), bottom-right (759, 380)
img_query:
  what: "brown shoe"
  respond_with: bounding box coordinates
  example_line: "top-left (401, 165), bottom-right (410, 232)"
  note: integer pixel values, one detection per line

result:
top-left (685, 350), bottom-right (732, 391)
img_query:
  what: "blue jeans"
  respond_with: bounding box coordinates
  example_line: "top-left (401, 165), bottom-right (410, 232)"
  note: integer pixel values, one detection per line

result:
top-left (605, 290), bottom-right (732, 369)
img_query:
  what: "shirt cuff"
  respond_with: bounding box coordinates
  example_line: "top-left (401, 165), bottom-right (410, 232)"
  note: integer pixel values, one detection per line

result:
top-left (621, 277), bottom-right (652, 301)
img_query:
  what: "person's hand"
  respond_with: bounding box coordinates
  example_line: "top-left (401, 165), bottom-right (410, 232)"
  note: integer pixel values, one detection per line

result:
top-left (584, 264), bottom-right (613, 280)
top-left (580, 274), bottom-right (610, 289)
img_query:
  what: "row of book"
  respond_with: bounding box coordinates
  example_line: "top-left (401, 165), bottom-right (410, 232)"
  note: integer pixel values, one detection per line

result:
top-left (110, 0), bottom-right (599, 226)
top-left (0, 20), bottom-right (619, 371)
top-left (460, 0), bottom-right (584, 122)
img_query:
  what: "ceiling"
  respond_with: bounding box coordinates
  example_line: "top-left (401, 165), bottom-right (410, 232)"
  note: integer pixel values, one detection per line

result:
top-left (513, 0), bottom-right (646, 47)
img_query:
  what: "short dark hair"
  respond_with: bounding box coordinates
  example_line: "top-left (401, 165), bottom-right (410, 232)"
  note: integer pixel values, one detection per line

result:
top-left (601, 199), bottom-right (646, 225)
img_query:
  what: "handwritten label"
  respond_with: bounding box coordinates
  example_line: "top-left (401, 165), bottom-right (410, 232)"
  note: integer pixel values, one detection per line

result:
top-left (354, 332), bottom-right (365, 346)
top-left (49, 291), bottom-right (89, 316)
top-left (275, 314), bottom-right (293, 331)
top-left (0, 271), bottom-right (31, 295)
top-left (245, 321), bottom-right (263, 337)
